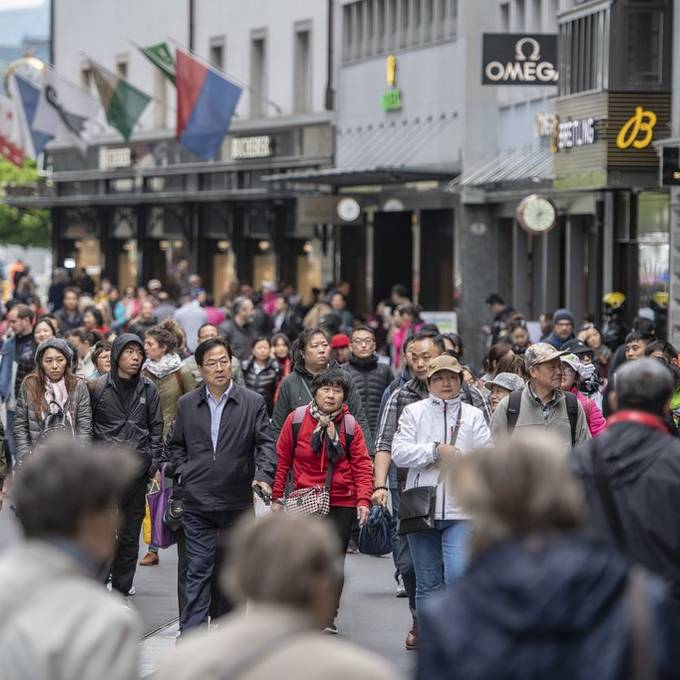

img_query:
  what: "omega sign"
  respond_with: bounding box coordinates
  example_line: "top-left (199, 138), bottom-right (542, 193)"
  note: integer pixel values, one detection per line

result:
top-left (482, 33), bottom-right (558, 85)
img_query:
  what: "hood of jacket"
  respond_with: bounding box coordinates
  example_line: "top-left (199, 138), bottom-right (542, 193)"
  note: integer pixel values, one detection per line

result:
top-left (110, 333), bottom-right (145, 375)
top-left (458, 533), bottom-right (628, 635)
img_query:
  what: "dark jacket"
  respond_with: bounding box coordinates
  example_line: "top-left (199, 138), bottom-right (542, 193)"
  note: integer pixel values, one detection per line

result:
top-left (418, 533), bottom-right (680, 680)
top-left (90, 333), bottom-right (163, 477)
top-left (218, 319), bottom-right (257, 362)
top-left (168, 383), bottom-right (276, 512)
top-left (271, 361), bottom-right (374, 455)
top-left (54, 308), bottom-right (84, 334)
top-left (128, 317), bottom-right (158, 340)
top-left (347, 354), bottom-right (394, 445)
top-left (241, 357), bottom-right (280, 416)
top-left (571, 419), bottom-right (680, 597)
top-left (545, 330), bottom-right (575, 350)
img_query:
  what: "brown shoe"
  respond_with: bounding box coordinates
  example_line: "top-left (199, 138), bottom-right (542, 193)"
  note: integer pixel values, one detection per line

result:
top-left (139, 551), bottom-right (159, 566)
top-left (405, 625), bottom-right (417, 650)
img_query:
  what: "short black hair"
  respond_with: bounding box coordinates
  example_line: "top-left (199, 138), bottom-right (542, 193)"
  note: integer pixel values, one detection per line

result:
top-left (632, 317), bottom-right (657, 336)
top-left (197, 322), bottom-right (219, 337)
top-left (411, 332), bottom-right (445, 355)
top-left (13, 439), bottom-right (138, 539)
top-left (391, 284), bottom-right (408, 298)
top-left (614, 358), bottom-right (674, 415)
top-left (625, 330), bottom-right (654, 345)
top-left (485, 293), bottom-right (505, 306)
top-left (350, 325), bottom-right (375, 340)
top-left (251, 336), bottom-right (272, 349)
top-left (195, 337), bottom-right (232, 366)
top-left (310, 367), bottom-right (351, 401)
top-left (63, 286), bottom-right (80, 298)
top-left (644, 340), bottom-right (677, 362)
top-left (83, 305), bottom-right (103, 327)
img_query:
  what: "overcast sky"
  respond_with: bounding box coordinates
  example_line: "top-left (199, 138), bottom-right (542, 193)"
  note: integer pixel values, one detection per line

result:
top-left (0, 0), bottom-right (44, 9)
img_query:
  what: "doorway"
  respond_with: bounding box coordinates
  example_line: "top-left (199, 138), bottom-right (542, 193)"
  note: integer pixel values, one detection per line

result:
top-left (373, 211), bottom-right (412, 306)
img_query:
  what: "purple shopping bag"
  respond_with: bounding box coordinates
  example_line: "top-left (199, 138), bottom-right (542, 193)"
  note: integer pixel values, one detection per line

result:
top-left (147, 465), bottom-right (176, 549)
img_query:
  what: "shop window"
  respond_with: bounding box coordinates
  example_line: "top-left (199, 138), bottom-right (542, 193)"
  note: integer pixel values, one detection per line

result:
top-left (626, 10), bottom-right (662, 86)
top-left (293, 24), bottom-right (312, 113)
top-left (637, 192), bottom-right (670, 308)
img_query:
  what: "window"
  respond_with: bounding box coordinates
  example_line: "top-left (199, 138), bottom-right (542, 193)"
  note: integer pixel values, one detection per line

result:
top-left (626, 10), bottom-right (662, 85)
top-left (115, 56), bottom-right (128, 80)
top-left (532, 0), bottom-right (542, 30)
top-left (559, 7), bottom-right (609, 95)
top-left (153, 68), bottom-right (167, 129)
top-left (423, 0), bottom-right (433, 42)
top-left (515, 0), bottom-right (525, 30)
top-left (376, 0), bottom-right (386, 52)
top-left (209, 36), bottom-right (225, 70)
top-left (250, 32), bottom-right (267, 118)
top-left (366, 0), bottom-right (375, 55)
top-left (343, 3), bottom-right (352, 61)
top-left (500, 2), bottom-right (510, 30)
top-left (400, 0), bottom-right (409, 48)
top-left (447, 0), bottom-right (458, 37)
top-left (293, 25), bottom-right (311, 113)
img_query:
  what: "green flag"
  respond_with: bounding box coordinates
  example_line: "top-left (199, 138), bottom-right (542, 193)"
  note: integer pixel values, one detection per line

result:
top-left (90, 60), bottom-right (151, 141)
top-left (140, 42), bottom-right (176, 85)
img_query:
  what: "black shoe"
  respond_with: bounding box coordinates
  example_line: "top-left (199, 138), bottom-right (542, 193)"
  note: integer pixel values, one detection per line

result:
top-left (346, 540), bottom-right (359, 554)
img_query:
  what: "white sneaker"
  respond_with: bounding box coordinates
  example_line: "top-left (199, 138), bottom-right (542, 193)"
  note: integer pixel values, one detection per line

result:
top-left (127, 585), bottom-right (136, 596)
top-left (396, 575), bottom-right (407, 598)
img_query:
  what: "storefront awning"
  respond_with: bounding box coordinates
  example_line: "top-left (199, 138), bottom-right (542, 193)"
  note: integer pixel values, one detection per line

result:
top-left (448, 148), bottom-right (554, 191)
top-left (262, 165), bottom-right (457, 187)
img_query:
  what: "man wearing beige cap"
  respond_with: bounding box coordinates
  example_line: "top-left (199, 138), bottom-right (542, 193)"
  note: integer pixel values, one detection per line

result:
top-left (392, 354), bottom-right (490, 616)
top-left (491, 342), bottom-right (589, 448)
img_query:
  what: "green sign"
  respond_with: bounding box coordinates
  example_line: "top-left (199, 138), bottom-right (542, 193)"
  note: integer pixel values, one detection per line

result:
top-left (381, 89), bottom-right (402, 112)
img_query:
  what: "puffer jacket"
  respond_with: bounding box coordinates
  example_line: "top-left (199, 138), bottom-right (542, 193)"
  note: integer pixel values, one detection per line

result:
top-left (572, 387), bottom-right (606, 437)
top-left (392, 395), bottom-right (491, 519)
top-left (418, 532), bottom-right (680, 680)
top-left (14, 378), bottom-right (92, 463)
top-left (242, 357), bottom-right (280, 416)
top-left (347, 354), bottom-right (394, 445)
top-left (272, 403), bottom-right (373, 508)
top-left (271, 361), bottom-right (374, 454)
top-left (143, 363), bottom-right (197, 439)
top-left (90, 333), bottom-right (163, 477)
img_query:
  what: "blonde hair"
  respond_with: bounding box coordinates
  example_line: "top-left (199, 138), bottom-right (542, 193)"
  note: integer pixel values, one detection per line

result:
top-left (451, 433), bottom-right (586, 560)
top-left (222, 513), bottom-right (341, 610)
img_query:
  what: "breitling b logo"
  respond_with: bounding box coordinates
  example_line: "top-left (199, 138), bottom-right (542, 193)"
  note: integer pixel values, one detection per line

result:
top-left (616, 106), bottom-right (657, 150)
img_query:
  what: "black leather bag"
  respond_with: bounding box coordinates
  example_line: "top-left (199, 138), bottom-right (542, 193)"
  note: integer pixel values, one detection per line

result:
top-left (398, 483), bottom-right (438, 535)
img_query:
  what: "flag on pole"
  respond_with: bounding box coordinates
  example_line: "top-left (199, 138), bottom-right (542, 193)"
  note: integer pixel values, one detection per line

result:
top-left (10, 74), bottom-right (53, 159)
top-left (31, 62), bottom-right (101, 154)
top-left (175, 47), bottom-right (242, 161)
top-left (89, 59), bottom-right (151, 141)
top-left (0, 94), bottom-right (24, 166)
top-left (140, 42), bottom-right (176, 85)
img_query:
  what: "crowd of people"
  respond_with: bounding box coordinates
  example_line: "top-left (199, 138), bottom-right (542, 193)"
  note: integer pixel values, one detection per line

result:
top-left (1, 270), bottom-right (680, 679)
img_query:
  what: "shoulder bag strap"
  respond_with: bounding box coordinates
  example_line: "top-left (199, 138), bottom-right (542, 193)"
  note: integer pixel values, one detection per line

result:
top-left (626, 568), bottom-right (656, 680)
top-left (506, 389), bottom-right (522, 433)
top-left (565, 390), bottom-right (579, 445)
top-left (449, 404), bottom-right (463, 447)
top-left (174, 369), bottom-right (186, 396)
top-left (589, 438), bottom-right (627, 550)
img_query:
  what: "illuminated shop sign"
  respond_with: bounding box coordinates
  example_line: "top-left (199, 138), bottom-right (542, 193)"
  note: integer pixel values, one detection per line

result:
top-left (482, 34), bottom-right (558, 85)
top-left (381, 54), bottom-right (402, 112)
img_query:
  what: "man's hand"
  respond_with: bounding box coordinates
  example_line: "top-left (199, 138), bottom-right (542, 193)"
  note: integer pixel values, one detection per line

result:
top-left (252, 480), bottom-right (272, 496)
top-left (357, 505), bottom-right (370, 527)
top-left (436, 444), bottom-right (459, 466)
top-left (153, 470), bottom-right (162, 483)
top-left (371, 487), bottom-right (389, 506)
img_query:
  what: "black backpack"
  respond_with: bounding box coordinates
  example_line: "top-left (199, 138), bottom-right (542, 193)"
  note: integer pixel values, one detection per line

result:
top-left (38, 401), bottom-right (75, 443)
top-left (506, 389), bottom-right (579, 445)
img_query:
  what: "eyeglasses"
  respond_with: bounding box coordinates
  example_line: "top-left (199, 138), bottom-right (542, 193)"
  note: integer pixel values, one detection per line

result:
top-left (352, 338), bottom-right (374, 346)
top-left (203, 358), bottom-right (230, 370)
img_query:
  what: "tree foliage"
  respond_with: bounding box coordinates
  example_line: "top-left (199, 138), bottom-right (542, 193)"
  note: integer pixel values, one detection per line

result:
top-left (0, 157), bottom-right (50, 248)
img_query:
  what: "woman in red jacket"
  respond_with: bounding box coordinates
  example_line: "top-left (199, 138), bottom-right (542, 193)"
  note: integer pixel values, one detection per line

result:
top-left (272, 367), bottom-right (373, 633)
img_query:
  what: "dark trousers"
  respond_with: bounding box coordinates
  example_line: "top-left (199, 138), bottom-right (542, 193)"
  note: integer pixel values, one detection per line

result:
top-left (392, 476), bottom-right (417, 616)
top-left (175, 529), bottom-right (188, 622)
top-left (181, 508), bottom-right (244, 631)
top-left (110, 476), bottom-right (147, 595)
top-left (327, 505), bottom-right (355, 625)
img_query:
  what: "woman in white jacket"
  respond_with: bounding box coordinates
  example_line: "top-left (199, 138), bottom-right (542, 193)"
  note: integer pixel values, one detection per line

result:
top-left (392, 354), bottom-right (491, 613)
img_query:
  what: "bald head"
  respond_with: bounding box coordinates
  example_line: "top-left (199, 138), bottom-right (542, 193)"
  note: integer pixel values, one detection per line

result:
top-left (613, 358), bottom-right (674, 415)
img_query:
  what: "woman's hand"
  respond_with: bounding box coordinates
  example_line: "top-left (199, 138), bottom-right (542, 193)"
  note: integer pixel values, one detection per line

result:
top-left (371, 488), bottom-right (389, 506)
top-left (357, 505), bottom-right (369, 527)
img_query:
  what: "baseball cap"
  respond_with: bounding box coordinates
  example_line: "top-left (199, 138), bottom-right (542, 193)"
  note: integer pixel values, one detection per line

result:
top-left (559, 353), bottom-right (581, 372)
top-left (331, 334), bottom-right (350, 349)
top-left (147, 278), bottom-right (162, 291)
top-left (484, 372), bottom-right (525, 393)
top-left (562, 338), bottom-right (593, 356)
top-left (427, 354), bottom-right (463, 380)
top-left (524, 342), bottom-right (567, 369)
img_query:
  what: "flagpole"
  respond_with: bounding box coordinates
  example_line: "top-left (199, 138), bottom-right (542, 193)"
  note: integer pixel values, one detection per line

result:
top-left (166, 37), bottom-right (283, 115)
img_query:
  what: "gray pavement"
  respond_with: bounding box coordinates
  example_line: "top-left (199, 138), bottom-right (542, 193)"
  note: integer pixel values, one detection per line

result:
top-left (0, 504), bottom-right (415, 677)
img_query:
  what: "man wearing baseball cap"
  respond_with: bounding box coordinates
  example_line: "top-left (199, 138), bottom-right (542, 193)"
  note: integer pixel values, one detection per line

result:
top-left (490, 342), bottom-right (589, 448)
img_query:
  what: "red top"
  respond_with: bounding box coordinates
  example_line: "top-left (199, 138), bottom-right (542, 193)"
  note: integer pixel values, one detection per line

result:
top-left (273, 404), bottom-right (374, 508)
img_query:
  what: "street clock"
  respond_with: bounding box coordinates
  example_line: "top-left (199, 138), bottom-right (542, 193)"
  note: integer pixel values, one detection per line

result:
top-left (516, 194), bottom-right (557, 234)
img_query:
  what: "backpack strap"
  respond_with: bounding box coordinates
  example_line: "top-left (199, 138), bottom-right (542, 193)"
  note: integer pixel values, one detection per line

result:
top-left (291, 405), bottom-right (308, 452)
top-left (505, 389), bottom-right (523, 434)
top-left (342, 413), bottom-right (356, 458)
top-left (565, 391), bottom-right (579, 446)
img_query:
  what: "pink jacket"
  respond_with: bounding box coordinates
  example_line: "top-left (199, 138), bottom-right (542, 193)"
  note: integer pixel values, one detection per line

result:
top-left (572, 388), bottom-right (606, 437)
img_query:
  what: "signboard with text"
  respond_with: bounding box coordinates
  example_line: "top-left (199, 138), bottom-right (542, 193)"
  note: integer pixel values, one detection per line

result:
top-left (482, 33), bottom-right (558, 85)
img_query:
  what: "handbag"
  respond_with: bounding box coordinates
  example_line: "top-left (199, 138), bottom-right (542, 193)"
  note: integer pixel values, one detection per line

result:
top-left (285, 460), bottom-right (334, 518)
top-left (38, 401), bottom-right (75, 444)
top-left (358, 505), bottom-right (393, 555)
top-left (398, 405), bottom-right (462, 535)
top-left (146, 465), bottom-right (176, 549)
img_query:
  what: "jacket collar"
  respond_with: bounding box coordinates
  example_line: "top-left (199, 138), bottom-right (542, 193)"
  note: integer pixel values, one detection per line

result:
top-left (198, 381), bottom-right (240, 406)
top-left (406, 377), bottom-right (429, 399)
top-left (607, 410), bottom-right (669, 435)
top-left (428, 394), bottom-right (462, 411)
top-left (349, 353), bottom-right (378, 369)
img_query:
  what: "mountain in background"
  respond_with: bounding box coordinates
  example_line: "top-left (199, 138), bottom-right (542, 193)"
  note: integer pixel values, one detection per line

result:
top-left (0, 1), bottom-right (49, 46)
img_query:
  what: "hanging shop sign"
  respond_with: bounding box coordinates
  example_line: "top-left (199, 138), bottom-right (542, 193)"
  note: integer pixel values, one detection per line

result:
top-left (230, 135), bottom-right (272, 159)
top-left (662, 146), bottom-right (680, 186)
top-left (482, 34), bottom-right (558, 85)
top-left (381, 54), bottom-right (402, 112)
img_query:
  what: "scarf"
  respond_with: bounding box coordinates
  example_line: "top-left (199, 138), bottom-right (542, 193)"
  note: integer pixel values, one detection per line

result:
top-left (143, 352), bottom-right (182, 379)
top-left (45, 378), bottom-right (69, 414)
top-left (308, 401), bottom-right (344, 463)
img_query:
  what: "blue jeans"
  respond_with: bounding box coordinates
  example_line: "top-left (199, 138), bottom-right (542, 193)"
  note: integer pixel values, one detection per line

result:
top-left (407, 519), bottom-right (470, 613)
top-left (5, 409), bottom-right (15, 468)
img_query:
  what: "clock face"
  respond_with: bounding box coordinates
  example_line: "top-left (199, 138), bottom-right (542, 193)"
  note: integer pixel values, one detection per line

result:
top-left (518, 195), bottom-right (556, 234)
top-left (337, 197), bottom-right (361, 223)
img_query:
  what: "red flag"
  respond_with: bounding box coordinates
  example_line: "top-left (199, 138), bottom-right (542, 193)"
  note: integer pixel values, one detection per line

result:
top-left (0, 95), bottom-right (24, 166)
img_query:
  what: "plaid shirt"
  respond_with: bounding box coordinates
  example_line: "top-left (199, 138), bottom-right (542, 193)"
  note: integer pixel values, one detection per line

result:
top-left (375, 378), bottom-right (429, 453)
